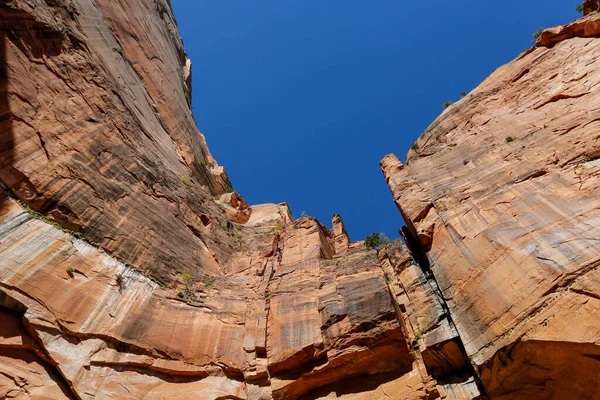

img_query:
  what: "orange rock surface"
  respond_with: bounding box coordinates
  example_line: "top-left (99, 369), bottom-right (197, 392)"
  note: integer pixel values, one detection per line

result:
top-left (1, 0), bottom-right (599, 398)
top-left (383, 14), bottom-right (600, 399)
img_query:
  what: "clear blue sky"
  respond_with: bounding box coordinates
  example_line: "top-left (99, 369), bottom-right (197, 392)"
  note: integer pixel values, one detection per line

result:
top-left (171, 0), bottom-right (580, 241)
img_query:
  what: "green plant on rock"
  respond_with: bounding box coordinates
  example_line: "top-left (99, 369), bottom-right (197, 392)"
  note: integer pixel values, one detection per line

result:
top-left (460, 91), bottom-right (467, 98)
top-left (226, 229), bottom-right (241, 239)
top-left (66, 266), bottom-right (75, 277)
top-left (532, 28), bottom-right (544, 45)
top-left (442, 100), bottom-right (453, 109)
top-left (364, 232), bottom-right (390, 250)
top-left (505, 136), bottom-right (515, 143)
top-left (181, 271), bottom-right (197, 299)
top-left (202, 276), bottom-right (215, 287)
top-left (414, 326), bottom-right (427, 340)
top-left (410, 142), bottom-right (419, 151)
top-left (222, 222), bottom-right (241, 239)
top-left (115, 273), bottom-right (126, 291)
top-left (576, 3), bottom-right (584, 13)
top-left (180, 176), bottom-right (192, 186)
top-left (273, 223), bottom-right (285, 232)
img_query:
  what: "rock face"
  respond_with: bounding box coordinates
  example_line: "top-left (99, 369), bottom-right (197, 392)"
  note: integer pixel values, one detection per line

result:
top-left (383, 14), bottom-right (600, 400)
top-left (0, 190), bottom-right (477, 399)
top-left (0, 0), bottom-right (232, 287)
top-left (0, 1), bottom-right (599, 399)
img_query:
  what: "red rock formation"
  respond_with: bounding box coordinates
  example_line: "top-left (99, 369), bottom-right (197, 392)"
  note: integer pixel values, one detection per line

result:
top-left (537, 11), bottom-right (600, 46)
top-left (0, 0), bottom-right (231, 286)
top-left (0, 190), bottom-right (479, 399)
top-left (0, 1), bottom-right (598, 399)
top-left (383, 15), bottom-right (600, 400)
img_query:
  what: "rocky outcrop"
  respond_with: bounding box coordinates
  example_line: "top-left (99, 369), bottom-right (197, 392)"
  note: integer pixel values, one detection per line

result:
top-left (0, 189), bottom-right (480, 399)
top-left (537, 11), bottom-right (600, 46)
top-left (0, 0), bottom-right (233, 286)
top-left (383, 15), bottom-right (600, 399)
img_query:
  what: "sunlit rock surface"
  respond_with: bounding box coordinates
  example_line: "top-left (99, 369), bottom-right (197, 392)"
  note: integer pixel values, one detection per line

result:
top-left (1, 0), bottom-right (598, 398)
top-left (383, 14), bottom-right (600, 399)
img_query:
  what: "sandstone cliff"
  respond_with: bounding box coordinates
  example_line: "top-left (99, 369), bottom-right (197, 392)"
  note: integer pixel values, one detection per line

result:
top-left (1, 1), bottom-right (599, 399)
top-left (383, 11), bottom-right (600, 400)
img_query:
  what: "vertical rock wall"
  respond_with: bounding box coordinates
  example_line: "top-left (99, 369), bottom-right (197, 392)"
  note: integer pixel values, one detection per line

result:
top-left (1, 1), bottom-right (599, 398)
top-left (382, 13), bottom-right (600, 399)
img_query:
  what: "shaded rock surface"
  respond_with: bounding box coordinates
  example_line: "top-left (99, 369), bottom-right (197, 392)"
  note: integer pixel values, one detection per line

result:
top-left (0, 0), bottom-right (232, 286)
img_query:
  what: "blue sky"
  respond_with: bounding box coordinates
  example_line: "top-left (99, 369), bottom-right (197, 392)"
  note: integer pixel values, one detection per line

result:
top-left (171, 0), bottom-right (581, 241)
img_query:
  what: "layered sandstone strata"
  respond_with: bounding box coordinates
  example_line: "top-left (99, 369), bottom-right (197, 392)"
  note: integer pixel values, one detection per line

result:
top-left (1, 0), bottom-right (599, 398)
top-left (0, 0), bottom-right (232, 286)
top-left (382, 12), bottom-right (600, 399)
top-left (0, 190), bottom-right (478, 399)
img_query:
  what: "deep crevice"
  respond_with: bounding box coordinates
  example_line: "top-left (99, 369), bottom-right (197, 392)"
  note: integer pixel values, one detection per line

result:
top-left (399, 223), bottom-right (489, 399)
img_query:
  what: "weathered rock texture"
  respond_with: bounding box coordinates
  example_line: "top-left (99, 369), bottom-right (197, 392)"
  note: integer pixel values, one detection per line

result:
top-left (0, 190), bottom-right (477, 399)
top-left (0, 0), bottom-right (232, 287)
top-left (0, 0), bottom-right (598, 398)
top-left (383, 12), bottom-right (600, 400)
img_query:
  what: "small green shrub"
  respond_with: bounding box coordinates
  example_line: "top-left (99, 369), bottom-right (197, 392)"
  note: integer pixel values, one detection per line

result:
top-left (301, 211), bottom-right (307, 217)
top-left (66, 266), bottom-right (75, 277)
top-left (202, 276), bottom-right (215, 287)
top-left (182, 271), bottom-right (195, 286)
top-left (460, 91), bottom-right (467, 98)
top-left (181, 272), bottom-right (197, 299)
top-left (442, 100), bottom-right (453, 109)
top-left (414, 326), bottom-right (427, 340)
top-left (222, 222), bottom-right (241, 239)
top-left (364, 232), bottom-right (390, 250)
top-left (180, 176), bottom-right (192, 186)
top-left (115, 274), bottom-right (125, 291)
top-left (505, 136), bottom-right (515, 143)
top-left (576, 3), bottom-right (584, 13)
top-left (532, 28), bottom-right (543, 45)
top-left (410, 143), bottom-right (419, 151)
top-left (227, 230), bottom-right (242, 239)
top-left (273, 223), bottom-right (285, 232)
top-left (197, 158), bottom-right (215, 170)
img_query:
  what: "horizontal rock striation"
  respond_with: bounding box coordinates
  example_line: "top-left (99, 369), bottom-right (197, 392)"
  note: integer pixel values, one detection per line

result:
top-left (1, 0), bottom-right (598, 398)
top-left (0, 189), bottom-right (479, 399)
top-left (383, 14), bottom-right (600, 399)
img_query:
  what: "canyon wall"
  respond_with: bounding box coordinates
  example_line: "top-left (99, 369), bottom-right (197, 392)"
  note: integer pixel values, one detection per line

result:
top-left (382, 12), bottom-right (600, 400)
top-left (0, 1), bottom-right (599, 399)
